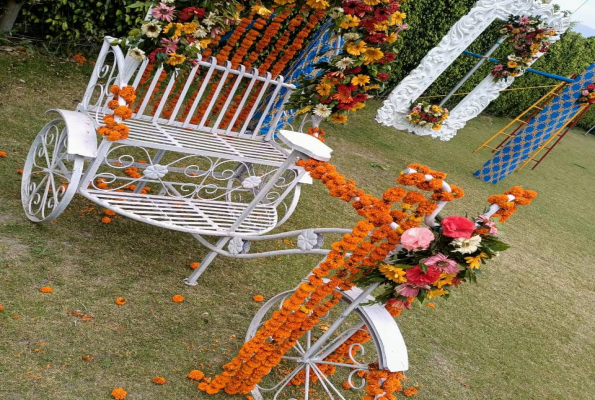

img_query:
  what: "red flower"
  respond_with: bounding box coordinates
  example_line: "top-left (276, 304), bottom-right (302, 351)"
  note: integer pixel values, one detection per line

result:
top-left (344, 66), bottom-right (362, 74)
top-left (179, 7), bottom-right (205, 21)
top-left (366, 33), bottom-right (388, 44)
top-left (377, 73), bottom-right (389, 82)
top-left (384, 52), bottom-right (396, 62)
top-left (441, 216), bottom-right (476, 239)
top-left (374, 7), bottom-right (392, 21)
top-left (587, 83), bottom-right (595, 91)
top-left (405, 266), bottom-right (442, 285)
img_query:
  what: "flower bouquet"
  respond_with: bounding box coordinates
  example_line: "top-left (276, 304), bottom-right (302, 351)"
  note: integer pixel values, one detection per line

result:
top-left (491, 15), bottom-right (556, 80)
top-left (405, 101), bottom-right (449, 130)
top-left (356, 186), bottom-right (538, 308)
top-left (119, 1), bottom-right (243, 70)
top-left (578, 83), bottom-right (595, 105)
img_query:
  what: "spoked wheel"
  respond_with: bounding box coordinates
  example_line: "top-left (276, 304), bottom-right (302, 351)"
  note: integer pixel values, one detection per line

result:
top-left (21, 119), bottom-right (84, 222)
top-left (246, 290), bottom-right (383, 400)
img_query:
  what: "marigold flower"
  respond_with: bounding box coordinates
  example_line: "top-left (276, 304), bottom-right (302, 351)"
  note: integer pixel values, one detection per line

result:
top-left (151, 376), bottom-right (167, 385)
top-left (0, 151), bottom-right (7, 158)
top-left (115, 297), bottom-right (127, 306)
top-left (39, 286), bottom-right (53, 293)
top-left (187, 369), bottom-right (205, 381)
top-left (111, 387), bottom-right (127, 399)
top-left (16, 169), bottom-right (23, 175)
top-left (101, 217), bottom-right (112, 224)
top-left (171, 294), bottom-right (185, 303)
top-left (189, 262), bottom-right (201, 270)
top-left (104, 209), bottom-right (117, 216)
top-left (0, 305), bottom-right (4, 311)
top-left (252, 295), bottom-right (265, 302)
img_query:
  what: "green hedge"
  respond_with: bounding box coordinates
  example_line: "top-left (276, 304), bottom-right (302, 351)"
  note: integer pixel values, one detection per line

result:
top-left (16, 0), bottom-right (149, 41)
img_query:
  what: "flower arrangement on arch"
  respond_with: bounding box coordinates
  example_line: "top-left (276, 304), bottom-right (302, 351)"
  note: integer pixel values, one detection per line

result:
top-left (405, 101), bottom-right (449, 130)
top-left (491, 15), bottom-right (556, 80)
top-left (578, 83), bottom-right (595, 105)
top-left (120, 1), bottom-right (244, 70)
top-left (356, 185), bottom-right (538, 307)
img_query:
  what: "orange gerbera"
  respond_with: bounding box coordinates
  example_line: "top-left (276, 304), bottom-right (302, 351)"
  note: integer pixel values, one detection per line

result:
top-left (252, 295), bottom-right (265, 302)
top-left (331, 114), bottom-right (348, 124)
top-left (115, 297), bottom-right (127, 306)
top-left (111, 387), bottom-right (127, 399)
top-left (152, 376), bottom-right (167, 385)
top-left (39, 286), bottom-right (53, 293)
top-left (171, 294), bottom-right (185, 303)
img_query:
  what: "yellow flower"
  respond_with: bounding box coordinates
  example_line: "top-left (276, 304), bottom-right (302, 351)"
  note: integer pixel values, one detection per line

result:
top-left (387, 32), bottom-right (398, 43)
top-left (389, 11), bottom-right (406, 26)
top-left (346, 40), bottom-right (367, 56)
top-left (432, 124), bottom-right (442, 131)
top-left (164, 22), bottom-right (183, 38)
top-left (306, 0), bottom-right (330, 9)
top-left (316, 83), bottom-right (332, 96)
top-left (363, 47), bottom-right (384, 65)
top-left (340, 15), bottom-right (361, 29)
top-left (351, 74), bottom-right (371, 87)
top-left (331, 114), bottom-right (348, 124)
top-left (350, 102), bottom-right (366, 111)
top-left (427, 288), bottom-right (448, 299)
top-left (297, 105), bottom-right (313, 115)
top-left (251, 5), bottom-right (272, 16)
top-left (299, 305), bottom-right (313, 314)
top-left (374, 21), bottom-right (389, 32)
top-left (464, 252), bottom-right (488, 269)
top-left (167, 53), bottom-right (187, 66)
top-left (363, 0), bottom-right (381, 5)
top-left (507, 61), bottom-right (518, 69)
top-left (435, 273), bottom-right (457, 289)
top-left (379, 264), bottom-right (407, 284)
top-left (183, 22), bottom-right (198, 35)
top-left (363, 84), bottom-right (381, 91)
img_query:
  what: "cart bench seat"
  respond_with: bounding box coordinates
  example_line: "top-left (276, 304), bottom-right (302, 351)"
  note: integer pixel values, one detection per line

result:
top-left (81, 189), bottom-right (278, 236)
top-left (87, 111), bottom-right (290, 167)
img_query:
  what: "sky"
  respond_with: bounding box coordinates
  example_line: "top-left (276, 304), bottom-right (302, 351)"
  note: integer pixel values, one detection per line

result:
top-left (551, 0), bottom-right (595, 29)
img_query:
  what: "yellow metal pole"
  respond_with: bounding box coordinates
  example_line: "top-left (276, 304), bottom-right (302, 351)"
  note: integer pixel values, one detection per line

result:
top-left (473, 82), bottom-right (567, 153)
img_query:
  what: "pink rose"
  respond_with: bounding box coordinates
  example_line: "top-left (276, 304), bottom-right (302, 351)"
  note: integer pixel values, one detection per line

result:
top-left (441, 216), bottom-right (476, 239)
top-left (400, 227), bottom-right (435, 250)
top-left (583, 90), bottom-right (590, 96)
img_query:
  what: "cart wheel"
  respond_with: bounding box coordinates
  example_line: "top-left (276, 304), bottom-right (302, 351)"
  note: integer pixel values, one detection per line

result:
top-left (245, 290), bottom-right (383, 400)
top-left (21, 119), bottom-right (84, 222)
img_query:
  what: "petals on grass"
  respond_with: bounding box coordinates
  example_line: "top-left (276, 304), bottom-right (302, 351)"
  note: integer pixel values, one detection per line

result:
top-left (187, 369), bottom-right (204, 381)
top-left (151, 376), bottom-right (167, 385)
top-left (17, 169), bottom-right (23, 175)
top-left (39, 286), bottom-right (53, 293)
top-left (115, 297), bottom-right (127, 306)
top-left (82, 355), bottom-right (93, 361)
top-left (189, 262), bottom-right (201, 270)
top-left (0, 151), bottom-right (7, 158)
top-left (403, 387), bottom-right (418, 396)
top-left (111, 387), bottom-right (127, 399)
top-left (101, 216), bottom-right (112, 224)
top-left (427, 302), bottom-right (436, 309)
top-left (171, 294), bottom-right (184, 303)
top-left (252, 295), bottom-right (264, 302)
top-left (104, 209), bottom-right (117, 216)
top-left (0, 304), bottom-right (4, 311)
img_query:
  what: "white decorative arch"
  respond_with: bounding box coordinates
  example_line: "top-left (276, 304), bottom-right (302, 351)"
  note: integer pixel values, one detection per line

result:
top-left (376, 0), bottom-right (571, 141)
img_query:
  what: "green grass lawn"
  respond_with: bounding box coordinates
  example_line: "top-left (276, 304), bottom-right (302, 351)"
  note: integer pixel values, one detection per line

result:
top-left (1, 51), bottom-right (594, 400)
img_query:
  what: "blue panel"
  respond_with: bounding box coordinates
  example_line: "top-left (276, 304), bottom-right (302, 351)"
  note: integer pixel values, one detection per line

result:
top-left (475, 62), bottom-right (595, 183)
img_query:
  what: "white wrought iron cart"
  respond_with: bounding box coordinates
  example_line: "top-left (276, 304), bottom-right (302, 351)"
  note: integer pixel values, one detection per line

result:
top-left (20, 36), bottom-right (330, 285)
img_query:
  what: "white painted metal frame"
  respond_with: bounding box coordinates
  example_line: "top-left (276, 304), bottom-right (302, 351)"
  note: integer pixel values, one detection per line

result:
top-left (244, 169), bottom-right (518, 399)
top-left (376, 0), bottom-right (571, 141)
top-left (21, 36), bottom-right (328, 285)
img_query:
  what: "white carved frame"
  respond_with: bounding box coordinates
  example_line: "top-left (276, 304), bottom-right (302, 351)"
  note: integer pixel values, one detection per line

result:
top-left (376, 0), bottom-right (571, 141)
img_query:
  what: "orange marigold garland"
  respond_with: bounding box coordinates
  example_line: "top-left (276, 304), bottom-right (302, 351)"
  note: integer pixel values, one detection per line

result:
top-left (98, 85), bottom-right (136, 142)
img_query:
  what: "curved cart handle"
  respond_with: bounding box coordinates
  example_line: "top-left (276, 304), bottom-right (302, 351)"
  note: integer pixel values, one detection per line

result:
top-left (278, 129), bottom-right (333, 162)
